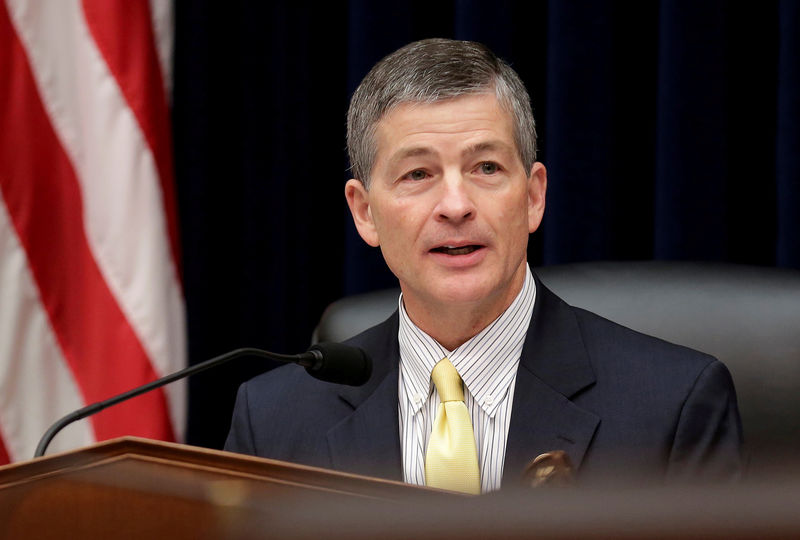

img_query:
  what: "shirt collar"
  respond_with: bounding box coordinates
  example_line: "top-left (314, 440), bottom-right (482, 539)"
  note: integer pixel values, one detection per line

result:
top-left (398, 265), bottom-right (537, 416)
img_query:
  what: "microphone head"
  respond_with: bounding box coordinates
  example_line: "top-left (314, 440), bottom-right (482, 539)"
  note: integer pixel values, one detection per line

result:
top-left (305, 342), bottom-right (372, 386)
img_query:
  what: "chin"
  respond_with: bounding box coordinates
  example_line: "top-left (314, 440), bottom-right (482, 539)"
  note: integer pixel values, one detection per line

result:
top-left (427, 278), bottom-right (498, 306)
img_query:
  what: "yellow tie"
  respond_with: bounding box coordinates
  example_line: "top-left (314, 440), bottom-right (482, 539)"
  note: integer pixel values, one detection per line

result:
top-left (424, 357), bottom-right (481, 494)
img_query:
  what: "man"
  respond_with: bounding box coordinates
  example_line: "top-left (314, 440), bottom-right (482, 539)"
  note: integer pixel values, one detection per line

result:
top-left (225, 39), bottom-right (742, 492)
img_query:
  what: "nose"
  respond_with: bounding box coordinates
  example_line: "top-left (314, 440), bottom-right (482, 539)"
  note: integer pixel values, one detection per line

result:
top-left (434, 175), bottom-right (476, 224)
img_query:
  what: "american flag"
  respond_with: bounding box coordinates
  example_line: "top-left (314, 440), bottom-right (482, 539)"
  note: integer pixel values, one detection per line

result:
top-left (0, 0), bottom-right (185, 463)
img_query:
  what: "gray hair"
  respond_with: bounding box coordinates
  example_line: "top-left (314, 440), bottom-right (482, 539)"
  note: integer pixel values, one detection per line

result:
top-left (346, 38), bottom-right (537, 188)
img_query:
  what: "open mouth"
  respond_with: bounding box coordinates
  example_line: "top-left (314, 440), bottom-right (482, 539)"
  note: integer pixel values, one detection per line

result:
top-left (431, 245), bottom-right (483, 256)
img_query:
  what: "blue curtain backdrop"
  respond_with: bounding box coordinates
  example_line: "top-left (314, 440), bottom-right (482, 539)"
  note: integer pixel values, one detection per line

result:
top-left (172, 1), bottom-right (800, 449)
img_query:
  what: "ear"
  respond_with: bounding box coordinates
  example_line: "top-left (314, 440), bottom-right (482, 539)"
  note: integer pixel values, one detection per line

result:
top-left (345, 179), bottom-right (380, 247)
top-left (527, 162), bottom-right (547, 233)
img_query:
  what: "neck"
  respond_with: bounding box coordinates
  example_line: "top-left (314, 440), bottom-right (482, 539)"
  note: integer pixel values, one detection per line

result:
top-left (402, 268), bottom-right (527, 351)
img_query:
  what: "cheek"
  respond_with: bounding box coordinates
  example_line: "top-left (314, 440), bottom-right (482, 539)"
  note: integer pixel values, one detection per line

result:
top-left (378, 203), bottom-right (420, 237)
top-left (494, 199), bottom-right (533, 251)
top-left (493, 195), bottom-right (528, 227)
top-left (371, 210), bottom-right (407, 253)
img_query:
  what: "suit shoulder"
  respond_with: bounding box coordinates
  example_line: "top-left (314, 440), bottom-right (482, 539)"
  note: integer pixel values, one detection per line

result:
top-left (238, 361), bottom-right (342, 416)
top-left (343, 311), bottom-right (399, 350)
top-left (570, 305), bottom-right (717, 371)
top-left (238, 310), bottom-right (399, 409)
top-left (565, 305), bottom-right (741, 477)
top-left (341, 311), bottom-right (400, 374)
top-left (567, 305), bottom-right (736, 409)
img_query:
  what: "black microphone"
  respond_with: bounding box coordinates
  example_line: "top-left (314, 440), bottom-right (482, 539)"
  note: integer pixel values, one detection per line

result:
top-left (305, 342), bottom-right (371, 386)
top-left (34, 342), bottom-right (371, 458)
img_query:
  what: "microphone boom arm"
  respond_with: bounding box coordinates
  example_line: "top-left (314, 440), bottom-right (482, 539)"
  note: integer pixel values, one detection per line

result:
top-left (33, 347), bottom-right (321, 459)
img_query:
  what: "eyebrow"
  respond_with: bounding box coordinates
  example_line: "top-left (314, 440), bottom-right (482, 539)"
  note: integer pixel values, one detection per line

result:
top-left (461, 140), bottom-right (515, 157)
top-left (388, 146), bottom-right (437, 164)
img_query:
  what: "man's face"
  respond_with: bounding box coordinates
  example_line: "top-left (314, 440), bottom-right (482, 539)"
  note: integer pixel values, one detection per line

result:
top-left (345, 93), bottom-right (546, 319)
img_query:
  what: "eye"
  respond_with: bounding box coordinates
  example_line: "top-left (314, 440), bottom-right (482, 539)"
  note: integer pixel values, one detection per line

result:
top-left (404, 169), bottom-right (429, 181)
top-left (477, 162), bottom-right (499, 175)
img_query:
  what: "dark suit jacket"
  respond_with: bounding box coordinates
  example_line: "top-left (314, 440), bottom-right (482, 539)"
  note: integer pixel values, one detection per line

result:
top-left (225, 277), bottom-right (743, 485)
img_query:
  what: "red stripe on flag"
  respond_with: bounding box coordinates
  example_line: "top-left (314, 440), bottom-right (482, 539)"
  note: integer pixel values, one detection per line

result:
top-left (81, 0), bottom-right (182, 281)
top-left (0, 3), bottom-right (174, 442)
top-left (0, 434), bottom-right (9, 465)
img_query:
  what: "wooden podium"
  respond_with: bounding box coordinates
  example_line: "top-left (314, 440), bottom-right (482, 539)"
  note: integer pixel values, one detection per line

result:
top-left (3, 437), bottom-right (800, 539)
top-left (0, 437), bottom-right (444, 539)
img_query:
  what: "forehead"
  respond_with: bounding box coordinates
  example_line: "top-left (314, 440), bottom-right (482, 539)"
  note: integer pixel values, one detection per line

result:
top-left (373, 93), bottom-right (517, 165)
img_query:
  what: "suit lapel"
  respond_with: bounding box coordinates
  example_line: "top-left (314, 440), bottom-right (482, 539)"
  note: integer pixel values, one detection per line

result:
top-left (326, 314), bottom-right (404, 481)
top-left (502, 368), bottom-right (600, 485)
top-left (503, 276), bottom-right (600, 485)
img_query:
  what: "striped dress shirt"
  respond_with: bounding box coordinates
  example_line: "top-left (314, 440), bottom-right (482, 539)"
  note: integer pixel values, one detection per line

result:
top-left (397, 265), bottom-right (536, 493)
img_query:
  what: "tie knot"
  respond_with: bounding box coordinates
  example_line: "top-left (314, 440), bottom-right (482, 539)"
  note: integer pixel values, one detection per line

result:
top-left (431, 358), bottom-right (464, 402)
